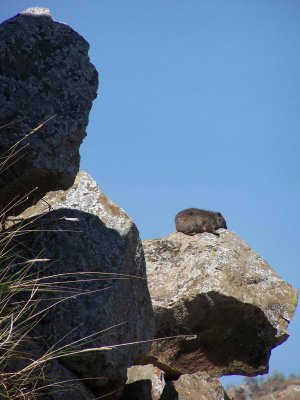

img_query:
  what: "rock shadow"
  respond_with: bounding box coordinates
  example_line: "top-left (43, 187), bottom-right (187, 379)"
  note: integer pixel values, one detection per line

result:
top-left (1, 207), bottom-right (151, 393)
top-left (153, 291), bottom-right (279, 378)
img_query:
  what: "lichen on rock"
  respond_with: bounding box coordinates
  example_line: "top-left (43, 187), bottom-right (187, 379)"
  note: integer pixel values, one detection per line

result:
top-left (6, 171), bottom-right (155, 396)
top-left (0, 8), bottom-right (98, 211)
top-left (143, 230), bottom-right (298, 379)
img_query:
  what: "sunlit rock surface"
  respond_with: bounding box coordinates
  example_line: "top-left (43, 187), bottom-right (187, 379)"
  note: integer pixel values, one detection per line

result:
top-left (163, 371), bottom-right (230, 400)
top-left (143, 230), bottom-right (298, 378)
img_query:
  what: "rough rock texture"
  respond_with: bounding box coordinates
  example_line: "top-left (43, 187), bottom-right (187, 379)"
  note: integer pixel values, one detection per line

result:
top-left (162, 372), bottom-right (230, 400)
top-left (5, 338), bottom-right (96, 400)
top-left (6, 171), bottom-right (155, 396)
top-left (120, 365), bottom-right (166, 400)
top-left (142, 231), bottom-right (298, 378)
top-left (0, 8), bottom-right (98, 212)
top-left (120, 367), bottom-right (229, 400)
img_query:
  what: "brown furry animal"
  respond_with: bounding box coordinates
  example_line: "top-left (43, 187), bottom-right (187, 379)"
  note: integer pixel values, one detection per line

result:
top-left (175, 208), bottom-right (227, 236)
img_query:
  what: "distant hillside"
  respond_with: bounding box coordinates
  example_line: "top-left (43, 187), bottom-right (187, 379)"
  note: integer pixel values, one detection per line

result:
top-left (227, 373), bottom-right (300, 399)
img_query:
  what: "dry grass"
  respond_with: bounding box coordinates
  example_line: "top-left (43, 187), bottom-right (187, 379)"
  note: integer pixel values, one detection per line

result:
top-left (0, 126), bottom-right (105, 399)
top-left (0, 213), bottom-right (135, 399)
top-left (0, 125), bottom-right (192, 399)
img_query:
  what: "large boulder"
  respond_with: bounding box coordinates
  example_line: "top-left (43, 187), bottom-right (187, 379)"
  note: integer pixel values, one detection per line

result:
top-left (5, 171), bottom-right (155, 396)
top-left (0, 8), bottom-right (98, 212)
top-left (142, 230), bottom-right (298, 378)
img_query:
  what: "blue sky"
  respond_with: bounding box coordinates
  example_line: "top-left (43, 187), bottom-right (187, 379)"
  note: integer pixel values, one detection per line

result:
top-left (1, 1), bottom-right (299, 387)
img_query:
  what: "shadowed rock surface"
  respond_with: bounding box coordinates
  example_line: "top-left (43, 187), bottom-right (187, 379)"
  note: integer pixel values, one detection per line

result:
top-left (5, 171), bottom-right (155, 396)
top-left (142, 231), bottom-right (298, 379)
top-left (0, 8), bottom-right (98, 212)
top-left (5, 338), bottom-right (96, 400)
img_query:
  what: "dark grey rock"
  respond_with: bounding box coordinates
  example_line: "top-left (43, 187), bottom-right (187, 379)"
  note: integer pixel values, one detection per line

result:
top-left (6, 171), bottom-right (155, 396)
top-left (5, 338), bottom-right (96, 400)
top-left (0, 8), bottom-right (98, 212)
top-left (120, 381), bottom-right (153, 400)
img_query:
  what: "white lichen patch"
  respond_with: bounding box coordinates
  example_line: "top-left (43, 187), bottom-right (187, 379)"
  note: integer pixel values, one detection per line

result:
top-left (20, 172), bottom-right (132, 236)
top-left (21, 7), bottom-right (51, 17)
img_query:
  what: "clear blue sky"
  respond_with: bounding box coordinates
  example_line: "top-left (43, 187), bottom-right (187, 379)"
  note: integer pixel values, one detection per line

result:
top-left (1, 1), bottom-right (299, 387)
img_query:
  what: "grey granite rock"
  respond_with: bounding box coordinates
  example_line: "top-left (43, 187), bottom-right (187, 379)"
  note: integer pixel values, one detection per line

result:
top-left (227, 378), bottom-right (300, 400)
top-left (120, 365), bottom-right (166, 400)
top-left (6, 172), bottom-right (155, 396)
top-left (142, 231), bottom-right (298, 378)
top-left (0, 8), bottom-right (98, 212)
top-left (162, 372), bottom-right (230, 400)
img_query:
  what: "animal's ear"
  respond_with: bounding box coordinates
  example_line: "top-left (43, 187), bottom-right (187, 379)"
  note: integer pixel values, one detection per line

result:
top-left (217, 212), bottom-right (222, 217)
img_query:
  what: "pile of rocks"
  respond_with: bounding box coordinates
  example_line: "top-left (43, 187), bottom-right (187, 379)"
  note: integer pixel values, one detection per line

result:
top-left (0, 8), bottom-right (297, 400)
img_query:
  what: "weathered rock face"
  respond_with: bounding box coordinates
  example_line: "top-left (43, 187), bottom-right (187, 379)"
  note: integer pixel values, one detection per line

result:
top-left (121, 365), bottom-right (166, 400)
top-left (0, 8), bottom-right (98, 212)
top-left (143, 231), bottom-right (298, 378)
top-left (7, 171), bottom-right (155, 395)
top-left (163, 372), bottom-right (230, 400)
top-left (120, 366), bottom-right (229, 400)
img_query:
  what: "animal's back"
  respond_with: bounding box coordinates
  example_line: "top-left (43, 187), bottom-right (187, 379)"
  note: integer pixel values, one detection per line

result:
top-left (175, 208), bottom-right (227, 236)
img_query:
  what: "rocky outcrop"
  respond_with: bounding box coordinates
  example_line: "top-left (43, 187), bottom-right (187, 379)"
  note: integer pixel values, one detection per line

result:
top-left (1, 6), bottom-right (298, 400)
top-left (120, 367), bottom-right (229, 400)
top-left (0, 8), bottom-right (98, 212)
top-left (6, 171), bottom-right (155, 396)
top-left (121, 365), bottom-right (166, 400)
top-left (163, 372), bottom-right (230, 400)
top-left (143, 231), bottom-right (298, 378)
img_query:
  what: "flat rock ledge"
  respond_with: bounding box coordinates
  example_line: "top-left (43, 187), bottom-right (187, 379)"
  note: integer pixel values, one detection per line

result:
top-left (142, 230), bottom-right (298, 378)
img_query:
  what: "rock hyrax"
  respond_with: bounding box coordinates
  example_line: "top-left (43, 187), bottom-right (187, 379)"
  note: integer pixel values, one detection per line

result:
top-left (175, 208), bottom-right (227, 236)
